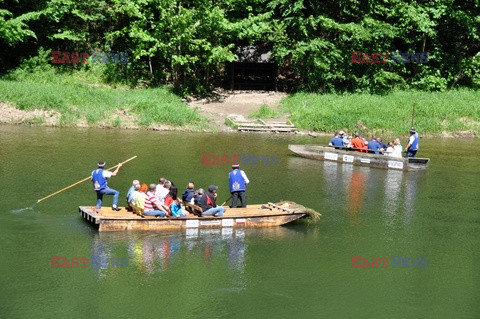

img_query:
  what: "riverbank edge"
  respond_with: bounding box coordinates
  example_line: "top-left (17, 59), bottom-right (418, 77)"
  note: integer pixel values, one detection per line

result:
top-left (1, 99), bottom-right (478, 138)
top-left (0, 102), bottom-right (216, 133)
top-left (1, 119), bottom-right (476, 138)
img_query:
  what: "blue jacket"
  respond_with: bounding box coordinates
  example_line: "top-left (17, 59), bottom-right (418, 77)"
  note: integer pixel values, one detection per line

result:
top-left (229, 169), bottom-right (246, 192)
top-left (409, 133), bottom-right (419, 150)
top-left (170, 203), bottom-right (183, 217)
top-left (91, 169), bottom-right (107, 190)
top-left (182, 189), bottom-right (195, 202)
top-left (329, 137), bottom-right (344, 148)
top-left (126, 185), bottom-right (135, 201)
top-left (368, 140), bottom-right (381, 154)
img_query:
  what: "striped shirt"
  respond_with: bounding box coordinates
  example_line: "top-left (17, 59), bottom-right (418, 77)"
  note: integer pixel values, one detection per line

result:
top-left (144, 191), bottom-right (158, 211)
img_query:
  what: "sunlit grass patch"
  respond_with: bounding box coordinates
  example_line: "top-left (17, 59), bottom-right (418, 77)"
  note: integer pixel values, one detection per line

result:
top-left (248, 105), bottom-right (281, 119)
top-left (0, 70), bottom-right (206, 129)
top-left (281, 90), bottom-right (480, 137)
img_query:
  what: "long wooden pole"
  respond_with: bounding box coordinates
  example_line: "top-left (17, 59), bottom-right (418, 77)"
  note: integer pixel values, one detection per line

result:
top-left (36, 155), bottom-right (137, 203)
top-left (411, 103), bottom-right (416, 128)
top-left (221, 196), bottom-right (232, 206)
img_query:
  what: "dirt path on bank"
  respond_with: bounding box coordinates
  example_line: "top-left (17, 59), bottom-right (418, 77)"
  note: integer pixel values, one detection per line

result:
top-left (187, 90), bottom-right (289, 131)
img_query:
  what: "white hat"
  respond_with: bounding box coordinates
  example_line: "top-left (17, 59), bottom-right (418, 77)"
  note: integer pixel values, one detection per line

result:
top-left (339, 130), bottom-right (345, 135)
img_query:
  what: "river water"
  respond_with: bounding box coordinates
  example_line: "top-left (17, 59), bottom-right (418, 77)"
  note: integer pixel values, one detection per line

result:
top-left (0, 125), bottom-right (479, 318)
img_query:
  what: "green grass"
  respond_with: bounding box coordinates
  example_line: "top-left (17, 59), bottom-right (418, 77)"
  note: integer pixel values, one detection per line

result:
top-left (0, 69), bottom-right (208, 129)
top-left (281, 90), bottom-right (480, 137)
top-left (248, 105), bottom-right (281, 119)
top-left (224, 117), bottom-right (238, 129)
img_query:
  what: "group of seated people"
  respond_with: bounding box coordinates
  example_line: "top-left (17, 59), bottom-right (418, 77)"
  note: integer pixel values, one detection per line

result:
top-left (329, 130), bottom-right (403, 158)
top-left (125, 178), bottom-right (224, 218)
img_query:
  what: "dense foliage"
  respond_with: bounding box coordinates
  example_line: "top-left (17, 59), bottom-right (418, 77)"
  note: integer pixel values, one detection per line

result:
top-left (1, 0), bottom-right (479, 94)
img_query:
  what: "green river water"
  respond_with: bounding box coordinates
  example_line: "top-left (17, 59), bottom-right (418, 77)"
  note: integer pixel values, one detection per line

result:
top-left (0, 125), bottom-right (479, 318)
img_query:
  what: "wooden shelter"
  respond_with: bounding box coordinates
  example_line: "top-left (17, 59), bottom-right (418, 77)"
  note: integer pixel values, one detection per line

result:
top-left (226, 45), bottom-right (278, 91)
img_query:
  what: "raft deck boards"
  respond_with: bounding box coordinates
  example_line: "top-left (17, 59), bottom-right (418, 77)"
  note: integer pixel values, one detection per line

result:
top-left (79, 203), bottom-right (309, 231)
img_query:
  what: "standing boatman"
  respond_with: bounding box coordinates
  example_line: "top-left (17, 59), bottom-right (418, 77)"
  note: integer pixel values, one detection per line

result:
top-left (91, 160), bottom-right (122, 211)
top-left (405, 128), bottom-right (419, 158)
top-left (228, 163), bottom-right (249, 208)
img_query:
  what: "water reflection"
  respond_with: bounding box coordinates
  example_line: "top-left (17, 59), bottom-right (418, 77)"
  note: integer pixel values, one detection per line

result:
top-left (403, 172), bottom-right (421, 224)
top-left (89, 227), bottom-right (302, 277)
top-left (319, 161), bottom-right (423, 227)
top-left (347, 170), bottom-right (367, 218)
top-left (383, 169), bottom-right (403, 213)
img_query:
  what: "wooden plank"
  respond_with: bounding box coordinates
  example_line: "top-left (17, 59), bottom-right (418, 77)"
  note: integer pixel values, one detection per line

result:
top-left (264, 123), bottom-right (295, 127)
top-left (238, 127), bottom-right (297, 132)
top-left (267, 202), bottom-right (295, 213)
top-left (183, 201), bottom-right (203, 216)
top-left (238, 125), bottom-right (296, 129)
top-left (235, 123), bottom-right (294, 128)
top-left (241, 120), bottom-right (294, 127)
top-left (257, 120), bottom-right (294, 126)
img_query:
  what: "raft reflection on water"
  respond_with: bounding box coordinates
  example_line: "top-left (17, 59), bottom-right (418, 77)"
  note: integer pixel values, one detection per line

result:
top-left (89, 227), bottom-right (303, 276)
top-left (322, 161), bottom-right (424, 225)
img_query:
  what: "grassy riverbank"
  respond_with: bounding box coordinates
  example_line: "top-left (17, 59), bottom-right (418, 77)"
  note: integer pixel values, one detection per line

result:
top-left (2, 66), bottom-right (479, 136)
top-left (281, 90), bottom-right (480, 137)
top-left (0, 68), bottom-right (208, 130)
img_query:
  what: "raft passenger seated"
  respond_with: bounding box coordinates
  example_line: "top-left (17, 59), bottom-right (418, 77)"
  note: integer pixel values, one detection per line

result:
top-left (384, 141), bottom-right (395, 156)
top-left (194, 188), bottom-right (203, 206)
top-left (144, 184), bottom-right (168, 217)
top-left (368, 136), bottom-right (383, 154)
top-left (349, 133), bottom-right (367, 152)
top-left (128, 183), bottom-right (141, 211)
top-left (328, 132), bottom-right (344, 149)
top-left (134, 184), bottom-right (148, 216)
top-left (182, 182), bottom-right (195, 204)
top-left (392, 138), bottom-right (403, 158)
top-left (200, 185), bottom-right (224, 217)
top-left (377, 137), bottom-right (388, 151)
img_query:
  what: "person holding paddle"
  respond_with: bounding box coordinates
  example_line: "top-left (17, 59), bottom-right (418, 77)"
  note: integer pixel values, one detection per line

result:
top-left (228, 163), bottom-right (249, 208)
top-left (91, 160), bottom-right (122, 211)
top-left (405, 128), bottom-right (419, 158)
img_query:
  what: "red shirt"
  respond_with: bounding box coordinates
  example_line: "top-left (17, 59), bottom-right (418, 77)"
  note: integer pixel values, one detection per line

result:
top-left (351, 137), bottom-right (367, 152)
top-left (164, 194), bottom-right (173, 207)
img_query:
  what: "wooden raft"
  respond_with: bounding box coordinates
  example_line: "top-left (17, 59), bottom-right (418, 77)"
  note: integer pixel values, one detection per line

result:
top-left (288, 144), bottom-right (430, 171)
top-left (78, 202), bottom-right (310, 232)
top-left (230, 119), bottom-right (298, 133)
